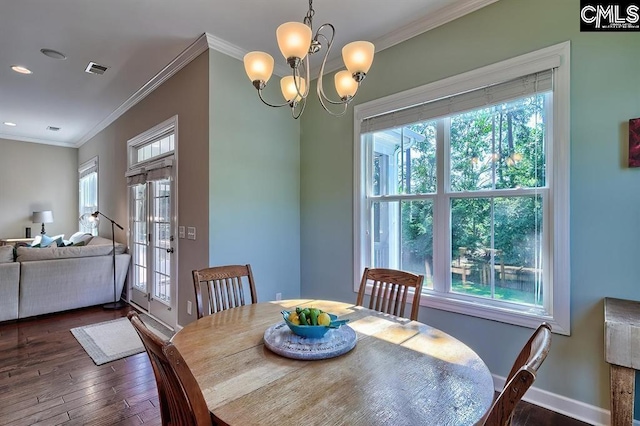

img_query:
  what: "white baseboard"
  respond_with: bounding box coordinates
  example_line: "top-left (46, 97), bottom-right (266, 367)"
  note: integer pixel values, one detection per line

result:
top-left (493, 374), bottom-right (640, 426)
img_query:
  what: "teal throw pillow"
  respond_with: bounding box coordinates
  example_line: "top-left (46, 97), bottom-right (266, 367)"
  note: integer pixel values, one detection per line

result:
top-left (40, 234), bottom-right (54, 247)
top-left (55, 236), bottom-right (65, 247)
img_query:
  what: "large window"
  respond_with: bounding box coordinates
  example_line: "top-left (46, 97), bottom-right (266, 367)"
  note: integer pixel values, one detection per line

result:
top-left (78, 157), bottom-right (98, 235)
top-left (354, 43), bottom-right (570, 334)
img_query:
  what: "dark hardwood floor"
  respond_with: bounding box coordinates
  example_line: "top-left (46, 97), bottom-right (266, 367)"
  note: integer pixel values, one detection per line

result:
top-left (0, 306), bottom-right (589, 425)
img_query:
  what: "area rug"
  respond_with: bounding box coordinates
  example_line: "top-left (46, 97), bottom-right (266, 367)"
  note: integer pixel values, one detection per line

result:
top-left (71, 314), bottom-right (174, 365)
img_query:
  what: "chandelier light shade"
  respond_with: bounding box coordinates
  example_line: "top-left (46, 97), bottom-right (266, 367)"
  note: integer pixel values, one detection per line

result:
top-left (276, 22), bottom-right (313, 62)
top-left (342, 41), bottom-right (375, 75)
top-left (281, 75), bottom-right (307, 103)
top-left (243, 0), bottom-right (375, 119)
top-left (244, 52), bottom-right (275, 87)
top-left (334, 70), bottom-right (358, 99)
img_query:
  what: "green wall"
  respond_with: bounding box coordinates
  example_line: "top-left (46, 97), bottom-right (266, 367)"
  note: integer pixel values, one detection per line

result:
top-left (300, 0), bottom-right (640, 416)
top-left (208, 50), bottom-right (301, 303)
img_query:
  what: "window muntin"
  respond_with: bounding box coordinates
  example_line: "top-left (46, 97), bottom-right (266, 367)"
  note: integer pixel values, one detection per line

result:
top-left (355, 42), bottom-right (570, 333)
top-left (135, 134), bottom-right (174, 164)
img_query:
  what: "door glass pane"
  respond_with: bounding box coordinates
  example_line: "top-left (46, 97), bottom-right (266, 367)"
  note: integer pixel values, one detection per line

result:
top-left (152, 179), bottom-right (171, 304)
top-left (131, 184), bottom-right (147, 292)
top-left (450, 195), bottom-right (543, 306)
top-left (371, 200), bottom-right (434, 289)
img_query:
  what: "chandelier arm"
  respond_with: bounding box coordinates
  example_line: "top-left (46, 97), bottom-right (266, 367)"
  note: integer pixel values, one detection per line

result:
top-left (257, 89), bottom-right (290, 108)
top-left (291, 97), bottom-right (307, 119)
top-left (292, 57), bottom-right (310, 100)
top-left (314, 25), bottom-right (357, 109)
top-left (312, 27), bottom-right (352, 117)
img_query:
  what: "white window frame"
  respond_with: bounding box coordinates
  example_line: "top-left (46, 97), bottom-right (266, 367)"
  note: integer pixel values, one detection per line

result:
top-left (353, 42), bottom-right (570, 335)
top-left (126, 115), bottom-right (179, 328)
top-left (78, 156), bottom-right (98, 236)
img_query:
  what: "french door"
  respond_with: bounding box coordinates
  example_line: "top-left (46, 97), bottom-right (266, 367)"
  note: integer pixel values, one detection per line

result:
top-left (129, 178), bottom-right (176, 327)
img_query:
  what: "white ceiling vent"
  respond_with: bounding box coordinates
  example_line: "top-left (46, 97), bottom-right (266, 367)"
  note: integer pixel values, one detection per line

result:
top-left (85, 62), bottom-right (108, 75)
top-left (47, 126), bottom-right (61, 131)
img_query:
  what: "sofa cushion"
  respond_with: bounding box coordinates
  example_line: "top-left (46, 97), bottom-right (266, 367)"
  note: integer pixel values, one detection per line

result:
top-left (0, 245), bottom-right (14, 263)
top-left (16, 244), bottom-right (116, 262)
top-left (88, 236), bottom-right (126, 254)
top-left (69, 232), bottom-right (93, 245)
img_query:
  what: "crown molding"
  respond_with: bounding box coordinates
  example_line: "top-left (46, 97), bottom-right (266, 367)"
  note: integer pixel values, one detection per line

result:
top-left (74, 0), bottom-right (498, 147)
top-left (205, 32), bottom-right (290, 77)
top-left (74, 30), bottom-right (289, 148)
top-left (75, 33), bottom-right (211, 147)
top-left (315, 0), bottom-right (501, 76)
top-left (0, 133), bottom-right (76, 148)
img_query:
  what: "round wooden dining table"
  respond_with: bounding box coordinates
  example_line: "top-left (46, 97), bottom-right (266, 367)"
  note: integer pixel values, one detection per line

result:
top-left (171, 299), bottom-right (494, 425)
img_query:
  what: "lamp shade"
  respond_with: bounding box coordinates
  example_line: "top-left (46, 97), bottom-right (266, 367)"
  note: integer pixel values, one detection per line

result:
top-left (335, 70), bottom-right (358, 99)
top-left (342, 41), bottom-right (375, 75)
top-left (280, 75), bottom-right (307, 103)
top-left (79, 212), bottom-right (99, 229)
top-left (243, 51), bottom-right (275, 84)
top-left (32, 210), bottom-right (54, 224)
top-left (276, 22), bottom-right (312, 61)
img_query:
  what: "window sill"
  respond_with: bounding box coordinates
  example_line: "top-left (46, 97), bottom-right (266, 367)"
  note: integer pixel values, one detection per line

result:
top-left (418, 292), bottom-right (570, 335)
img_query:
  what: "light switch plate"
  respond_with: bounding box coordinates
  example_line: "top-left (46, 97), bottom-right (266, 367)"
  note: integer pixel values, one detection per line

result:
top-left (178, 226), bottom-right (185, 239)
top-left (187, 226), bottom-right (196, 240)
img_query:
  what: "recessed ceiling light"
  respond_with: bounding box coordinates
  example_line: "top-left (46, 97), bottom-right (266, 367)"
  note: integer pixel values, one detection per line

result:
top-left (41, 48), bottom-right (67, 60)
top-left (11, 65), bottom-right (32, 75)
top-left (3, 122), bottom-right (17, 127)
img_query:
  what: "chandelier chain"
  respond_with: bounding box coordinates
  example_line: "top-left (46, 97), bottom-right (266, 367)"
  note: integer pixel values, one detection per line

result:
top-left (304, 0), bottom-right (315, 28)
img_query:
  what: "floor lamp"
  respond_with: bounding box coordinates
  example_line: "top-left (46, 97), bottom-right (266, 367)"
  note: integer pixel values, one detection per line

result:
top-left (79, 211), bottom-right (127, 309)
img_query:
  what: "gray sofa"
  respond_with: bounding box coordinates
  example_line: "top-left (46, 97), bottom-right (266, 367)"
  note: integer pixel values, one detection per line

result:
top-left (0, 246), bottom-right (20, 321)
top-left (0, 237), bottom-right (130, 321)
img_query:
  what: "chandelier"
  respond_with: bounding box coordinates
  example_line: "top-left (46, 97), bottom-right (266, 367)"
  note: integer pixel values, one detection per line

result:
top-left (243, 0), bottom-right (375, 119)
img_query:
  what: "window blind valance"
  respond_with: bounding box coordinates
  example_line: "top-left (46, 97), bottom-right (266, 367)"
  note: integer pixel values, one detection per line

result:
top-left (126, 157), bottom-right (173, 186)
top-left (361, 69), bottom-right (555, 134)
top-left (78, 156), bottom-right (98, 179)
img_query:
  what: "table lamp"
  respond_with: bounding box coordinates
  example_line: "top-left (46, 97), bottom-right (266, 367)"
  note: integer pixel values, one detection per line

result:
top-left (32, 211), bottom-right (54, 235)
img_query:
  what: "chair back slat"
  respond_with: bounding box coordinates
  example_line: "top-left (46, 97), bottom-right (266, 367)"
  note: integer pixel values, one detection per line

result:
top-left (356, 267), bottom-right (424, 321)
top-left (481, 322), bottom-right (552, 426)
top-left (192, 264), bottom-right (257, 319)
top-left (128, 312), bottom-right (212, 426)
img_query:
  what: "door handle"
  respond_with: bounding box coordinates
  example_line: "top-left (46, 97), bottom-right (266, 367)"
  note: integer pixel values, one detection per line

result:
top-left (166, 247), bottom-right (174, 253)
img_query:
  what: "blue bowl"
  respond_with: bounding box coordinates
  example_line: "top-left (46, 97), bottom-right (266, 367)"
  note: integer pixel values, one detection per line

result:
top-left (281, 310), bottom-right (339, 339)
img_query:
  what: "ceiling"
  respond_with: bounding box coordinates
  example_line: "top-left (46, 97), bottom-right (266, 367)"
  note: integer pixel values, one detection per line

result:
top-left (0, 0), bottom-right (497, 148)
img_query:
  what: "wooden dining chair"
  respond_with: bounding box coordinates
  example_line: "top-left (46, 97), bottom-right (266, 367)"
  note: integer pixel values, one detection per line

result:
top-left (128, 311), bottom-right (213, 426)
top-left (481, 322), bottom-right (552, 426)
top-left (192, 264), bottom-right (257, 319)
top-left (356, 267), bottom-right (424, 321)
